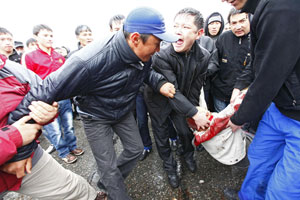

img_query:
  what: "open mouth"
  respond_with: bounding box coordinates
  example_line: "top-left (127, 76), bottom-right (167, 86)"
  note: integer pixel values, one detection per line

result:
top-left (176, 39), bottom-right (184, 45)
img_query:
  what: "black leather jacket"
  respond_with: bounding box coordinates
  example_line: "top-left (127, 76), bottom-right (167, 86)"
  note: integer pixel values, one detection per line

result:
top-left (145, 42), bottom-right (210, 125)
top-left (9, 31), bottom-right (166, 161)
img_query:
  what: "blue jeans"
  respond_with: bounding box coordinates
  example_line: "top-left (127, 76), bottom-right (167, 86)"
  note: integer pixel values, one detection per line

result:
top-left (43, 99), bottom-right (77, 158)
top-left (239, 103), bottom-right (300, 200)
top-left (136, 93), bottom-right (152, 149)
top-left (213, 96), bottom-right (229, 113)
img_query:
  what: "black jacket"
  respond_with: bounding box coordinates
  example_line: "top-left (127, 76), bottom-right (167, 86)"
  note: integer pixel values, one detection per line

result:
top-left (231, 0), bottom-right (300, 125)
top-left (197, 36), bottom-right (215, 54)
top-left (208, 31), bottom-right (251, 102)
top-left (145, 42), bottom-right (210, 125)
top-left (8, 31), bottom-right (166, 161)
top-left (9, 31), bottom-right (166, 122)
top-left (8, 49), bottom-right (21, 64)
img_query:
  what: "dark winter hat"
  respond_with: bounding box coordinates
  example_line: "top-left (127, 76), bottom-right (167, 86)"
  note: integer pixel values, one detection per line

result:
top-left (14, 41), bottom-right (24, 48)
top-left (207, 15), bottom-right (222, 25)
top-left (124, 7), bottom-right (178, 43)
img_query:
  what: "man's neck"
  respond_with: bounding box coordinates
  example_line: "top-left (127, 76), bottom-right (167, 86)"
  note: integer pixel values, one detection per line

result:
top-left (0, 50), bottom-right (12, 58)
top-left (38, 44), bottom-right (52, 55)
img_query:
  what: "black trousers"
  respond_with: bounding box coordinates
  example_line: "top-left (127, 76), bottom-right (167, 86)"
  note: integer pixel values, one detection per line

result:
top-left (148, 110), bottom-right (195, 175)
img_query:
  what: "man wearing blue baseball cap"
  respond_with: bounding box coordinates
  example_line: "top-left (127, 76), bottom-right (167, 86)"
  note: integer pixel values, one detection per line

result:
top-left (9, 7), bottom-right (178, 200)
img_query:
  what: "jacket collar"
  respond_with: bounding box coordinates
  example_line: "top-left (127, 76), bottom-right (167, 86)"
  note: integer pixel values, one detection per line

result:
top-left (169, 41), bottom-right (204, 60)
top-left (113, 31), bottom-right (146, 69)
top-left (242, 0), bottom-right (261, 14)
top-left (36, 44), bottom-right (54, 56)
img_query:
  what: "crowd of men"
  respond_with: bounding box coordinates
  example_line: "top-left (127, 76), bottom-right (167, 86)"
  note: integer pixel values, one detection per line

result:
top-left (1, 0), bottom-right (300, 199)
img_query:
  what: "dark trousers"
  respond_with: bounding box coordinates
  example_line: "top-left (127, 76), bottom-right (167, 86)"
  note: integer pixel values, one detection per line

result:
top-left (136, 93), bottom-right (152, 148)
top-left (149, 111), bottom-right (195, 175)
top-left (167, 117), bottom-right (178, 140)
top-left (81, 112), bottom-right (143, 200)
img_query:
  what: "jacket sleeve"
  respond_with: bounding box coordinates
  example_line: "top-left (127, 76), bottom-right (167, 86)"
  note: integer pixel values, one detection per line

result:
top-left (9, 56), bottom-right (92, 124)
top-left (231, 2), bottom-right (300, 125)
top-left (0, 125), bottom-right (22, 165)
top-left (207, 46), bottom-right (220, 77)
top-left (152, 53), bottom-right (198, 118)
top-left (145, 67), bottom-right (167, 93)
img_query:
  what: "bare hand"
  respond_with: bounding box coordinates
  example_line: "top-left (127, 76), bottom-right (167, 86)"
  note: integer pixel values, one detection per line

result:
top-left (12, 116), bottom-right (42, 146)
top-left (28, 101), bottom-right (58, 124)
top-left (159, 82), bottom-right (176, 98)
top-left (192, 110), bottom-right (210, 130)
top-left (0, 157), bottom-right (32, 178)
top-left (230, 88), bottom-right (241, 103)
top-left (227, 120), bottom-right (241, 132)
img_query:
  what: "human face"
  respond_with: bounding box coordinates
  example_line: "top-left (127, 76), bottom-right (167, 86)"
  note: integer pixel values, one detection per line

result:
top-left (129, 33), bottom-right (161, 62)
top-left (77, 30), bottom-right (93, 47)
top-left (35, 29), bottom-right (54, 49)
top-left (208, 21), bottom-right (222, 36)
top-left (111, 20), bottom-right (124, 32)
top-left (0, 33), bottom-right (14, 56)
top-left (221, 0), bottom-right (248, 10)
top-left (172, 14), bottom-right (202, 53)
top-left (27, 42), bottom-right (37, 51)
top-left (230, 13), bottom-right (250, 37)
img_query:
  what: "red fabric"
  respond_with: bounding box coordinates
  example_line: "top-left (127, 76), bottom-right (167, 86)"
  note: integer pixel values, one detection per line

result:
top-left (188, 93), bottom-right (245, 146)
top-left (0, 126), bottom-right (23, 165)
top-left (0, 55), bottom-right (31, 192)
top-left (25, 46), bottom-right (65, 79)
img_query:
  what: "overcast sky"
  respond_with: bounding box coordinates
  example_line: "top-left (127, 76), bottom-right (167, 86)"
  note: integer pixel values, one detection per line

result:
top-left (3, 0), bottom-right (232, 50)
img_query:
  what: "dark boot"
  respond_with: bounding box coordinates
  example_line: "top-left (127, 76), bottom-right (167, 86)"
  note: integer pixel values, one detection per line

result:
top-left (167, 174), bottom-right (179, 188)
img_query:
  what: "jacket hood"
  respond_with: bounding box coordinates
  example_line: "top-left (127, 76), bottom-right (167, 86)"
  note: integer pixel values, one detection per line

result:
top-left (204, 12), bottom-right (224, 39)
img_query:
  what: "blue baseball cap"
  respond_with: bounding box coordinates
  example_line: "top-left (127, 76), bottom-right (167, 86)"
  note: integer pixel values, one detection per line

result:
top-left (124, 7), bottom-right (178, 43)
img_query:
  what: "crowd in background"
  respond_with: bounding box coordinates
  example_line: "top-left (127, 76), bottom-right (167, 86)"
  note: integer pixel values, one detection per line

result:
top-left (1, 0), bottom-right (300, 199)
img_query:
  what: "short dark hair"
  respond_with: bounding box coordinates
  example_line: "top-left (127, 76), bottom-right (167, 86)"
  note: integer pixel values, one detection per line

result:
top-left (0, 27), bottom-right (13, 36)
top-left (174, 7), bottom-right (204, 30)
top-left (61, 46), bottom-right (70, 54)
top-left (227, 8), bottom-right (248, 23)
top-left (33, 24), bottom-right (52, 36)
top-left (75, 25), bottom-right (92, 36)
top-left (109, 14), bottom-right (125, 29)
top-left (26, 38), bottom-right (37, 47)
top-left (123, 30), bottom-right (151, 44)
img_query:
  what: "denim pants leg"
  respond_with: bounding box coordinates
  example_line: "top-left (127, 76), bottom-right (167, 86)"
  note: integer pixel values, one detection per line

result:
top-left (81, 112), bottom-right (143, 200)
top-left (239, 103), bottom-right (300, 200)
top-left (59, 99), bottom-right (77, 151)
top-left (213, 96), bottom-right (229, 113)
top-left (43, 100), bottom-right (77, 158)
top-left (136, 93), bottom-right (152, 148)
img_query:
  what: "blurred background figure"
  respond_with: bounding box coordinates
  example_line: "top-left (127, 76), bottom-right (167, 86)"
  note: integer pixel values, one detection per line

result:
top-left (109, 14), bottom-right (125, 32)
top-left (14, 41), bottom-right (24, 56)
